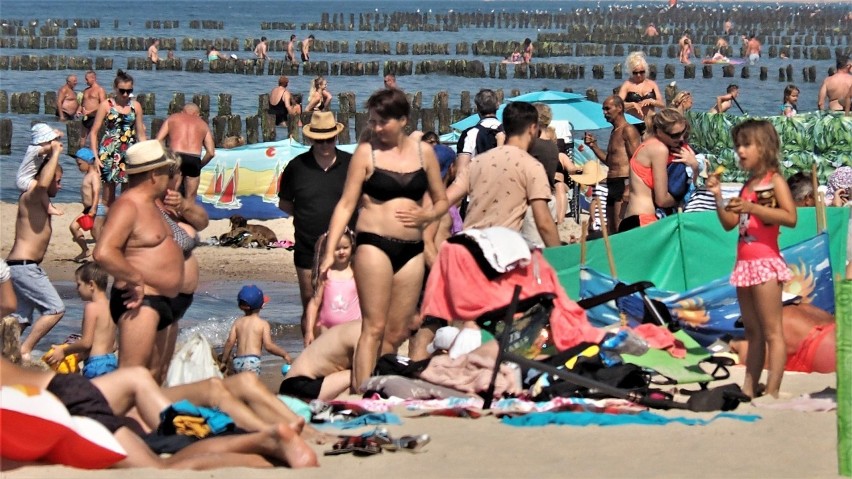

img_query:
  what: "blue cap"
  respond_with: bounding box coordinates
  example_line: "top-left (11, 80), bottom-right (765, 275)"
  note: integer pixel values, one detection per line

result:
top-left (433, 144), bottom-right (456, 179)
top-left (238, 285), bottom-right (268, 310)
top-left (72, 147), bottom-right (95, 163)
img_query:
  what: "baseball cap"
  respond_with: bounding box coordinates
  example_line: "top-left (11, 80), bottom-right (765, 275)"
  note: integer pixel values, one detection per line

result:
top-left (237, 285), bottom-right (269, 310)
top-left (70, 147), bottom-right (95, 163)
top-left (426, 326), bottom-right (460, 355)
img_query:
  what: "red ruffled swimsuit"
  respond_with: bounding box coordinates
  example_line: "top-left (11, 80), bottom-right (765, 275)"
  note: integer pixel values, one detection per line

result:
top-left (729, 173), bottom-right (791, 287)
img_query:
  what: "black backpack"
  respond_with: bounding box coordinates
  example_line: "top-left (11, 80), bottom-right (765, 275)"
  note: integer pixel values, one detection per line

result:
top-left (472, 122), bottom-right (503, 155)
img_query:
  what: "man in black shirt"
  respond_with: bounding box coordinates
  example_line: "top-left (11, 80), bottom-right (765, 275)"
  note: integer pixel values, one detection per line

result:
top-left (278, 112), bottom-right (353, 337)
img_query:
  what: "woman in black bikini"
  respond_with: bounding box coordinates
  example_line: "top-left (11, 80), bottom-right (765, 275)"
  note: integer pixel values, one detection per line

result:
top-left (618, 51), bottom-right (665, 129)
top-left (320, 89), bottom-right (448, 393)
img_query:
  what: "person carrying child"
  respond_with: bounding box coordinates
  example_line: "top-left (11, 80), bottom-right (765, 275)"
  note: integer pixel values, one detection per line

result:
top-left (221, 285), bottom-right (292, 375)
top-left (705, 119), bottom-right (797, 399)
top-left (69, 148), bottom-right (101, 263)
top-left (304, 229), bottom-right (361, 346)
top-left (44, 262), bottom-right (117, 378)
top-left (17, 123), bottom-right (64, 216)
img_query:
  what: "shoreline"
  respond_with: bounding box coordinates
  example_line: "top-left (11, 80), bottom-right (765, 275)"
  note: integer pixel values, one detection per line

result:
top-left (0, 201), bottom-right (300, 283)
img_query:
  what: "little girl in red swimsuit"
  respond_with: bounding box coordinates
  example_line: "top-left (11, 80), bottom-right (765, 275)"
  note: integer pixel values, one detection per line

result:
top-left (304, 229), bottom-right (361, 346)
top-left (706, 119), bottom-right (797, 399)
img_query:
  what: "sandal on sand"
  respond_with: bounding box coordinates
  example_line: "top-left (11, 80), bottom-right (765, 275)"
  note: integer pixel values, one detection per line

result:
top-left (382, 434), bottom-right (431, 453)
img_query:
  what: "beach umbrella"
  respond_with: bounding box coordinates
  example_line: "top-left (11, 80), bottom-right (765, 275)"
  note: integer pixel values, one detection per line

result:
top-left (449, 91), bottom-right (643, 132)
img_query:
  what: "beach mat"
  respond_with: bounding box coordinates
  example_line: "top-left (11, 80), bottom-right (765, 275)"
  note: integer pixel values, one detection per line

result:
top-left (622, 330), bottom-right (716, 385)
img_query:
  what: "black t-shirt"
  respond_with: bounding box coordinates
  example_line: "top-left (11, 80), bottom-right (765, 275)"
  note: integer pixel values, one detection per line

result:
top-left (278, 147), bottom-right (354, 267)
top-left (528, 138), bottom-right (559, 189)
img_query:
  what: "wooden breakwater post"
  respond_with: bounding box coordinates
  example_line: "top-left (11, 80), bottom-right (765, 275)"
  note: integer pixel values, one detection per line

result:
top-left (245, 115), bottom-right (259, 144)
top-left (0, 118), bottom-right (12, 154)
top-left (64, 120), bottom-right (85, 150)
top-left (44, 91), bottom-right (57, 116)
top-left (149, 117), bottom-right (164, 139)
top-left (0, 90), bottom-right (8, 113)
top-left (218, 94), bottom-right (232, 117)
top-left (258, 94), bottom-right (276, 142)
top-left (169, 92), bottom-right (186, 115)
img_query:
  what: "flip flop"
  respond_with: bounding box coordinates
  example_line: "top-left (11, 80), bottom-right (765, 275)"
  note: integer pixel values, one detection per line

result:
top-left (382, 434), bottom-right (431, 453)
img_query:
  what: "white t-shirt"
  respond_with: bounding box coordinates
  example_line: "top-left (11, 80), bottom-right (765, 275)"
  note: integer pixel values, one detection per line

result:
top-left (16, 145), bottom-right (44, 191)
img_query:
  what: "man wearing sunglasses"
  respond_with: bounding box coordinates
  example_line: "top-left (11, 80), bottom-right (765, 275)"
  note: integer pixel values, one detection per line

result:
top-left (278, 111), bottom-right (354, 337)
top-left (93, 140), bottom-right (184, 380)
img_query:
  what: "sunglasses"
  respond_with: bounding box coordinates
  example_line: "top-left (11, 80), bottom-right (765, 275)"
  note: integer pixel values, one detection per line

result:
top-left (313, 137), bottom-right (334, 144)
top-left (664, 127), bottom-right (687, 139)
top-left (118, 88), bottom-right (133, 95)
top-left (632, 70), bottom-right (646, 75)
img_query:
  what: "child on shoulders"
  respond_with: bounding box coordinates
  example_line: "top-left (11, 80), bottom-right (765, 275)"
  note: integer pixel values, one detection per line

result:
top-left (18, 123), bottom-right (64, 216)
top-left (45, 262), bottom-right (117, 378)
top-left (221, 285), bottom-right (292, 375)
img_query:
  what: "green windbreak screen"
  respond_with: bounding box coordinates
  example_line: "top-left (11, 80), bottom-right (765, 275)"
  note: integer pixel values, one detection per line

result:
top-left (544, 208), bottom-right (849, 298)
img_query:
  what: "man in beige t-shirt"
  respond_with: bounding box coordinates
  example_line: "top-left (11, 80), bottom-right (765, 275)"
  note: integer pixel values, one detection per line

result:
top-left (447, 101), bottom-right (559, 247)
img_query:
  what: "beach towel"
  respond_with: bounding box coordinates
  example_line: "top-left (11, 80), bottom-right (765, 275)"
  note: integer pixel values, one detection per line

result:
top-left (501, 410), bottom-right (760, 427)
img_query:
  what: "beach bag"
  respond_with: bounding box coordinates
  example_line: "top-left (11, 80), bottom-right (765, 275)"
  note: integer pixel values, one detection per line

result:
top-left (164, 333), bottom-right (223, 387)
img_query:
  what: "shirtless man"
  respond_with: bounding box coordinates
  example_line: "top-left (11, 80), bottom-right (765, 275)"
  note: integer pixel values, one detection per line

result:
top-left (286, 34), bottom-right (297, 63)
top-left (80, 71), bottom-right (106, 146)
top-left (92, 140), bottom-right (184, 378)
top-left (744, 34), bottom-right (761, 65)
top-left (818, 56), bottom-right (852, 112)
top-left (56, 75), bottom-right (79, 121)
top-left (6, 140), bottom-right (64, 359)
top-left (709, 84), bottom-right (739, 114)
top-left (254, 36), bottom-right (269, 61)
top-left (279, 320), bottom-right (360, 401)
top-left (645, 23), bottom-right (658, 37)
top-left (584, 96), bottom-right (641, 233)
top-left (301, 34), bottom-right (314, 62)
top-left (147, 39), bottom-right (160, 64)
top-left (155, 103), bottom-right (215, 199)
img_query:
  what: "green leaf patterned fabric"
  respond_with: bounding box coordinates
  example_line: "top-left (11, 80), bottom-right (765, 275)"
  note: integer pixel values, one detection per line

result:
top-left (688, 112), bottom-right (852, 183)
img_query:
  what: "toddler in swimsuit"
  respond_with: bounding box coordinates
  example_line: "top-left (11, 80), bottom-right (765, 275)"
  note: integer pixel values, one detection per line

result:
top-left (304, 229), bottom-right (361, 346)
top-left (220, 285), bottom-right (292, 375)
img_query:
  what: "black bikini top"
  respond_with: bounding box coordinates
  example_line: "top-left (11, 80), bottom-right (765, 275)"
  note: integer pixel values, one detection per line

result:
top-left (625, 90), bottom-right (656, 104)
top-left (362, 142), bottom-right (429, 202)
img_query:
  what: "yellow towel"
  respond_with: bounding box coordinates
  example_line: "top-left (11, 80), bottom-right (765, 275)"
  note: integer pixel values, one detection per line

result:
top-left (171, 415), bottom-right (212, 438)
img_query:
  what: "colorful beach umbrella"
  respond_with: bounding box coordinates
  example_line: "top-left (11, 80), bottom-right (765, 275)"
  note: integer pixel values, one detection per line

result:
top-left (449, 91), bottom-right (643, 132)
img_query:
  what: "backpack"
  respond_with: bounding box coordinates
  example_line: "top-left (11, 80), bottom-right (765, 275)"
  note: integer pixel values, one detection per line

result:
top-left (472, 122), bottom-right (503, 155)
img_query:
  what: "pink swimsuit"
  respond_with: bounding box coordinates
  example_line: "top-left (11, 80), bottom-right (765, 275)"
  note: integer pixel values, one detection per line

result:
top-left (318, 277), bottom-right (362, 328)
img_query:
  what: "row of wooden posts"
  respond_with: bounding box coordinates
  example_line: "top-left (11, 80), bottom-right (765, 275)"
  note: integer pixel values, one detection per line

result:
top-left (4, 34), bottom-right (845, 61)
top-left (0, 86), bottom-right (627, 154)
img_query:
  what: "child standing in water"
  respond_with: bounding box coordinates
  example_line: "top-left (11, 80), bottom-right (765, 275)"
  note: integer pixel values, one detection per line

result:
top-left (221, 285), bottom-right (292, 375)
top-left (706, 119), bottom-right (797, 398)
top-left (304, 229), bottom-right (361, 346)
top-left (781, 84), bottom-right (799, 117)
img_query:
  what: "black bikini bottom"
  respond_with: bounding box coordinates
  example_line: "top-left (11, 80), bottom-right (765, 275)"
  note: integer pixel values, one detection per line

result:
top-left (110, 286), bottom-right (179, 331)
top-left (355, 232), bottom-right (424, 273)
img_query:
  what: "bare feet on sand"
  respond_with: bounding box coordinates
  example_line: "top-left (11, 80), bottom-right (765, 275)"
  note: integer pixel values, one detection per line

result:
top-left (263, 421), bottom-right (318, 468)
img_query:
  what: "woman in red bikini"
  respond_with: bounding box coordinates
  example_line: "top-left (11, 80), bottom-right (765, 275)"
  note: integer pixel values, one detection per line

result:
top-left (706, 119), bottom-right (797, 399)
top-left (619, 108), bottom-right (697, 232)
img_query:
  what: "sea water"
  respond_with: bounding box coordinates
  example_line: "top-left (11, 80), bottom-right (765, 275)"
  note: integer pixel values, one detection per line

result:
top-left (0, 0), bottom-right (845, 202)
top-left (29, 279), bottom-right (306, 360)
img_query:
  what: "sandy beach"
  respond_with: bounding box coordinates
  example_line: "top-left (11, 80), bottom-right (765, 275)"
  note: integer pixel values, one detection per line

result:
top-left (0, 201), bottom-right (841, 478)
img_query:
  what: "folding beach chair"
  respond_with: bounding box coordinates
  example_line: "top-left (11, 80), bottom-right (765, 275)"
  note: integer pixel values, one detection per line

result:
top-left (478, 287), bottom-right (745, 411)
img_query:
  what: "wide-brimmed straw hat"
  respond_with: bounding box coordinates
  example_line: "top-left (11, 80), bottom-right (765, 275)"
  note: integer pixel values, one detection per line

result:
top-left (569, 159), bottom-right (609, 186)
top-left (125, 140), bottom-right (174, 175)
top-left (303, 111), bottom-right (344, 140)
top-left (31, 123), bottom-right (59, 145)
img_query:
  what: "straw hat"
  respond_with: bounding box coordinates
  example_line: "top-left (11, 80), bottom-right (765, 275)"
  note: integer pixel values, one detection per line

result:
top-left (124, 140), bottom-right (174, 175)
top-left (31, 123), bottom-right (59, 145)
top-left (303, 111), bottom-right (344, 140)
top-left (569, 159), bottom-right (609, 186)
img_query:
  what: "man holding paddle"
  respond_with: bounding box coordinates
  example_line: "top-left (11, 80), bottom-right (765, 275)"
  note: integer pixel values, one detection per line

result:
top-left (709, 84), bottom-right (741, 114)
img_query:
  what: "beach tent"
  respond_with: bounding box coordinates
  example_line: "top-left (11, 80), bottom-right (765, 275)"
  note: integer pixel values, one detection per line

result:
top-left (196, 138), bottom-right (357, 220)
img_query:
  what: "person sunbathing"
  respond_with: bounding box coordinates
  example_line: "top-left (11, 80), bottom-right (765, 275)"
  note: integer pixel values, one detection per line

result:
top-left (728, 303), bottom-right (835, 374)
top-left (0, 357), bottom-right (318, 469)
